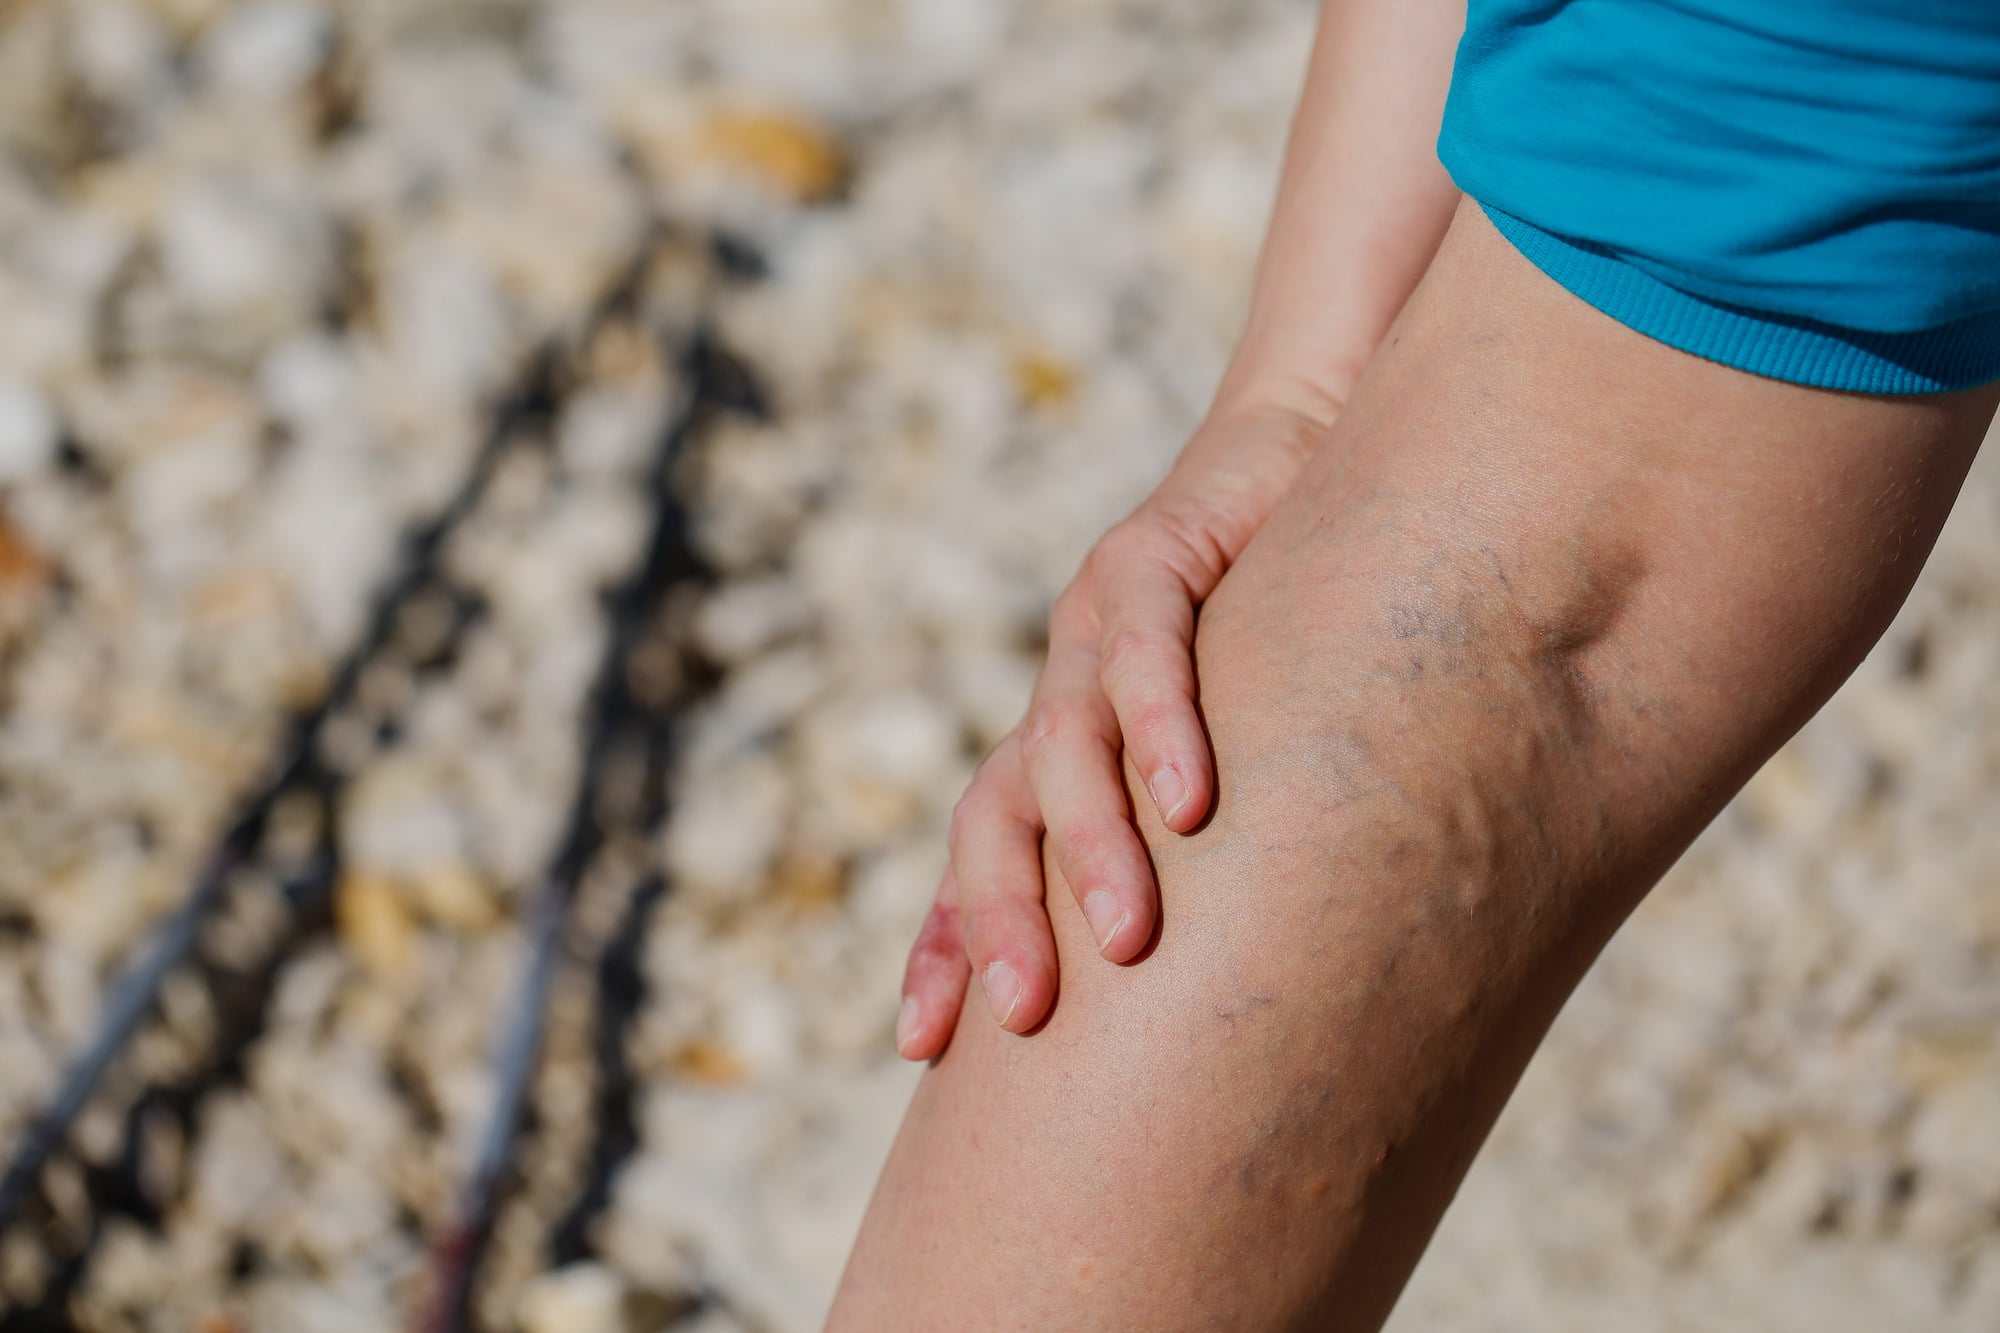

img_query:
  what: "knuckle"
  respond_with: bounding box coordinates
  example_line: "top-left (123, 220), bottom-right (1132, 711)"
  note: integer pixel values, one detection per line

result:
top-left (1018, 699), bottom-right (1070, 756)
top-left (1049, 584), bottom-right (1097, 639)
top-left (948, 869), bottom-right (992, 921)
top-left (960, 906), bottom-right (1003, 967)
top-left (1056, 818), bottom-right (1118, 874)
top-left (1099, 626), bottom-right (1179, 688)
top-left (947, 786), bottom-right (987, 850)
top-left (913, 900), bottom-right (961, 956)
top-left (1087, 523), bottom-right (1145, 575)
top-left (1119, 696), bottom-right (1184, 747)
top-left (1143, 500), bottom-right (1232, 590)
top-left (967, 744), bottom-right (1008, 790)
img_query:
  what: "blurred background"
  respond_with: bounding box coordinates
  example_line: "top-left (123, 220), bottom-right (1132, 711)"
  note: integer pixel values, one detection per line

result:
top-left (0, 1), bottom-right (1995, 1330)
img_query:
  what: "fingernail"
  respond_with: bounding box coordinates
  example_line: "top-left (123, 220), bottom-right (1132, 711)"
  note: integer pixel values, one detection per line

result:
top-left (1082, 890), bottom-right (1131, 956)
top-left (982, 961), bottom-right (1023, 1028)
top-left (895, 997), bottom-right (921, 1055)
top-left (1149, 766), bottom-right (1189, 822)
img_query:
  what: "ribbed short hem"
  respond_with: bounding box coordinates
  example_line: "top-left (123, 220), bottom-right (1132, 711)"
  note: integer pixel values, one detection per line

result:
top-left (1480, 204), bottom-right (2000, 396)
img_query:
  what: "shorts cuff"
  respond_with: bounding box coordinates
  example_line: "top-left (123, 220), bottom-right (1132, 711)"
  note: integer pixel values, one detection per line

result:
top-left (1480, 203), bottom-right (2000, 396)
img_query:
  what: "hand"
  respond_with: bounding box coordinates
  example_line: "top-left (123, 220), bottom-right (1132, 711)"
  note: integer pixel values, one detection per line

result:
top-left (896, 399), bottom-right (1331, 1057)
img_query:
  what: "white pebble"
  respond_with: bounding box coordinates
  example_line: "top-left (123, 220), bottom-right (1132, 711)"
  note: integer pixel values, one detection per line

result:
top-left (0, 380), bottom-right (58, 482)
top-left (518, 1262), bottom-right (628, 1333)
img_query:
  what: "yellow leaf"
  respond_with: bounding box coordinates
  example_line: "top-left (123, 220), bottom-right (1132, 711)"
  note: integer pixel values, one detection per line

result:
top-left (698, 109), bottom-right (850, 204)
top-left (1012, 350), bottom-right (1080, 410)
top-left (412, 863), bottom-right (499, 933)
top-left (0, 512), bottom-right (49, 593)
top-left (672, 1039), bottom-right (748, 1087)
top-left (337, 872), bottom-right (415, 975)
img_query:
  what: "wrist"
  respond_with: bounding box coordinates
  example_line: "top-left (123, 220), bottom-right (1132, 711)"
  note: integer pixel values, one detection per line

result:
top-left (1135, 395), bottom-right (1328, 570)
top-left (1208, 359), bottom-right (1353, 437)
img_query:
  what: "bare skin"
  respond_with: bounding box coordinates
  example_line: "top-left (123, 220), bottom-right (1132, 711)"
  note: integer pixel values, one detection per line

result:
top-left (829, 203), bottom-right (1997, 1330)
top-left (894, 0), bottom-right (1467, 1054)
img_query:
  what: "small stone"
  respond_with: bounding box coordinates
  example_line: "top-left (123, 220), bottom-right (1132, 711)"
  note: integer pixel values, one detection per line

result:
top-left (1678, 1123), bottom-right (1785, 1230)
top-left (257, 333), bottom-right (356, 432)
top-left (1, 1229), bottom-right (49, 1306)
top-left (74, 1098), bottom-right (125, 1167)
top-left (188, 567), bottom-right (287, 626)
top-left (1908, 1077), bottom-right (2000, 1196)
top-left (658, 1308), bottom-right (750, 1333)
top-left (722, 983), bottom-right (801, 1077)
top-left (518, 1263), bottom-right (629, 1333)
top-left (190, 1095), bottom-right (286, 1230)
top-left (68, 2), bottom-right (171, 106)
top-left (81, 1221), bottom-right (175, 1315)
top-left (586, 319), bottom-right (658, 384)
top-left (693, 577), bottom-right (814, 662)
top-left (411, 862), bottom-right (500, 932)
top-left (156, 176), bottom-right (333, 352)
top-left (0, 509), bottom-right (52, 592)
top-left (697, 108), bottom-right (850, 204)
top-left (769, 851), bottom-right (845, 912)
top-left (839, 691), bottom-right (963, 791)
top-left (0, 381), bottom-right (58, 482)
top-left (377, 234), bottom-right (511, 401)
top-left (664, 756), bottom-right (790, 902)
top-left (140, 0), bottom-right (231, 40)
top-left (1012, 349), bottom-right (1079, 410)
top-left (197, 0), bottom-right (332, 101)
top-left (343, 757), bottom-right (469, 878)
top-left (334, 871), bottom-right (415, 975)
top-left (671, 1039), bottom-right (749, 1088)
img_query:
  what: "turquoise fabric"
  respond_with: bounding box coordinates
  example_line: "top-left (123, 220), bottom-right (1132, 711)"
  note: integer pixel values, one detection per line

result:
top-left (1438, 1), bottom-right (2000, 394)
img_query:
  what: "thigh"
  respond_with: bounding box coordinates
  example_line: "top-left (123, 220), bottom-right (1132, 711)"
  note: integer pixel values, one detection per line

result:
top-left (828, 202), bottom-right (1995, 1332)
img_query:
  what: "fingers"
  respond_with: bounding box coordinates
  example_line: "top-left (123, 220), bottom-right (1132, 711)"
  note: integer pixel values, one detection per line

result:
top-left (895, 871), bottom-right (969, 1061)
top-left (900, 509), bottom-right (1224, 1058)
top-left (1094, 554), bottom-right (1214, 834)
top-left (1019, 630), bottom-right (1160, 964)
top-left (948, 735), bottom-right (1059, 1034)
top-left (898, 482), bottom-right (1251, 1057)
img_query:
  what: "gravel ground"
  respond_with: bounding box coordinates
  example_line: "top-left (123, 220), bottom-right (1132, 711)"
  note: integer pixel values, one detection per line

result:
top-left (0, 2), bottom-right (1994, 1330)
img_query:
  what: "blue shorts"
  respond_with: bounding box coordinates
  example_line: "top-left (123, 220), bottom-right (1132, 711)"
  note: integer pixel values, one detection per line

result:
top-left (1438, 1), bottom-right (2000, 394)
